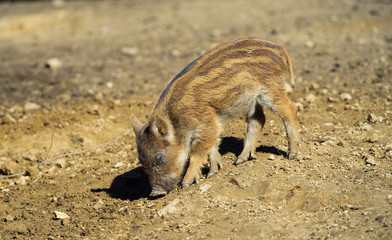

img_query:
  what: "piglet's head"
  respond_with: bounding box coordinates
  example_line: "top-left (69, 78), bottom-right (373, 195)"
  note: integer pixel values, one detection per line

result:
top-left (131, 114), bottom-right (184, 197)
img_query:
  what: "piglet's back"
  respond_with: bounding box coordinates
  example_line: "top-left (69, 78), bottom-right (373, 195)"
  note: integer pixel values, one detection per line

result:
top-left (154, 37), bottom-right (293, 115)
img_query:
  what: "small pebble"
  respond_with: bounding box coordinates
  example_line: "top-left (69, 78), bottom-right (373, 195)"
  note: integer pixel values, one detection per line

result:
top-left (54, 158), bottom-right (66, 168)
top-left (157, 199), bottom-right (180, 217)
top-left (171, 49), bottom-right (182, 57)
top-left (94, 92), bottom-right (104, 102)
top-left (24, 102), bottom-right (41, 111)
top-left (4, 214), bottom-right (14, 222)
top-left (54, 211), bottom-right (70, 220)
top-left (93, 199), bottom-right (104, 211)
top-left (114, 162), bottom-right (124, 168)
top-left (310, 82), bottom-right (320, 90)
top-left (365, 157), bottom-right (376, 166)
top-left (305, 93), bottom-right (316, 103)
top-left (121, 47), bottom-right (139, 56)
top-left (199, 184), bottom-right (211, 194)
top-left (340, 93), bottom-right (352, 101)
top-left (45, 58), bottom-right (62, 71)
top-left (295, 102), bottom-right (304, 111)
top-left (305, 40), bottom-right (314, 48)
top-left (367, 133), bottom-right (379, 143)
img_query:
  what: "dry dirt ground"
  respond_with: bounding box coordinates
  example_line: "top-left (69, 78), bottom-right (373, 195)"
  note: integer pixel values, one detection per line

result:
top-left (1, 0), bottom-right (392, 239)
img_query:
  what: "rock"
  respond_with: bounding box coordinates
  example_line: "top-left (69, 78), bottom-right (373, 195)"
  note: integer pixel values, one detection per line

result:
top-left (320, 89), bottom-right (328, 95)
top-left (121, 47), bottom-right (139, 56)
top-left (54, 158), bottom-right (66, 168)
top-left (94, 92), bottom-right (104, 102)
top-left (157, 199), bottom-right (180, 217)
top-left (339, 93), bottom-right (352, 101)
top-left (268, 154), bottom-right (275, 160)
top-left (0, 162), bottom-right (23, 175)
top-left (387, 195), bottom-right (392, 204)
top-left (327, 97), bottom-right (337, 103)
top-left (385, 144), bottom-right (392, 151)
top-left (105, 82), bottom-right (114, 89)
top-left (365, 157), bottom-right (376, 166)
top-left (93, 199), bottom-right (104, 211)
top-left (3, 113), bottom-right (17, 123)
top-left (16, 176), bottom-right (29, 185)
top-left (295, 102), bottom-right (304, 111)
top-left (171, 49), bottom-right (182, 57)
top-left (368, 113), bottom-right (382, 123)
top-left (199, 184), bottom-right (211, 194)
top-left (310, 82), bottom-right (320, 90)
top-left (360, 124), bottom-right (372, 131)
top-left (4, 214), bottom-right (14, 222)
top-left (367, 133), bottom-right (379, 143)
top-left (229, 177), bottom-right (244, 189)
top-left (24, 102), bottom-right (41, 111)
top-left (118, 206), bottom-right (129, 213)
top-left (305, 40), bottom-right (314, 48)
top-left (25, 166), bottom-right (39, 178)
top-left (54, 211), bottom-right (70, 220)
top-left (305, 93), bottom-right (316, 103)
top-left (45, 58), bottom-right (62, 71)
top-left (114, 162), bottom-right (124, 168)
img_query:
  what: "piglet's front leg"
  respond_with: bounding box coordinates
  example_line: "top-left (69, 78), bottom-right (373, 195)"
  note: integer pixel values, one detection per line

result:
top-left (182, 118), bottom-right (220, 188)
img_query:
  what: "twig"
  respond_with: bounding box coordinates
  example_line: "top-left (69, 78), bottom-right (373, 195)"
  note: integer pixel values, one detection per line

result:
top-left (0, 171), bottom-right (26, 179)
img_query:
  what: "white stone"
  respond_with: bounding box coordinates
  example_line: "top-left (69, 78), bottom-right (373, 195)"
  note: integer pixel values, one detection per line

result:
top-left (54, 158), bottom-right (66, 168)
top-left (199, 184), bottom-right (211, 194)
top-left (54, 211), bottom-right (70, 219)
top-left (340, 93), bottom-right (352, 101)
top-left (121, 47), bottom-right (139, 56)
top-left (45, 58), bottom-right (62, 71)
top-left (305, 41), bottom-right (314, 48)
top-left (24, 102), bottom-right (41, 111)
top-left (93, 199), bottom-right (104, 211)
top-left (114, 162), bottom-right (124, 168)
top-left (157, 199), bottom-right (180, 217)
top-left (365, 157), bottom-right (376, 166)
top-left (305, 93), bottom-right (316, 103)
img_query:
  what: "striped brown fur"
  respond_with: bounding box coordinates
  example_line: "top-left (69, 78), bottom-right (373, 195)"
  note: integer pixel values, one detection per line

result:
top-left (131, 37), bottom-right (300, 197)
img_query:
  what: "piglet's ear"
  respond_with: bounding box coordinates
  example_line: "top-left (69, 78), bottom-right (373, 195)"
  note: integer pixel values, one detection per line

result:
top-left (152, 117), bottom-right (173, 141)
top-left (130, 114), bottom-right (143, 135)
top-left (155, 117), bottom-right (168, 137)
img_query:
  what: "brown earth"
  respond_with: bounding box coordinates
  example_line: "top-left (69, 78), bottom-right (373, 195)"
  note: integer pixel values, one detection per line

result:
top-left (1, 0), bottom-right (392, 239)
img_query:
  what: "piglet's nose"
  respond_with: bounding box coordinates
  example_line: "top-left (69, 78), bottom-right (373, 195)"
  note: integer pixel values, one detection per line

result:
top-left (150, 186), bottom-right (167, 197)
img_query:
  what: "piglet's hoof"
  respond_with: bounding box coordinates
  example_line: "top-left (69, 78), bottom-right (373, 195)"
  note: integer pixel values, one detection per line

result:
top-left (182, 182), bottom-right (190, 189)
top-left (288, 151), bottom-right (298, 160)
top-left (233, 156), bottom-right (247, 166)
top-left (207, 171), bottom-right (217, 178)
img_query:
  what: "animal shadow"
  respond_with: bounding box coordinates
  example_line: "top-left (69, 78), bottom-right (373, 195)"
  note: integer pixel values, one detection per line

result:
top-left (91, 167), bottom-right (151, 201)
top-left (219, 136), bottom-right (288, 159)
top-left (92, 137), bottom-right (287, 201)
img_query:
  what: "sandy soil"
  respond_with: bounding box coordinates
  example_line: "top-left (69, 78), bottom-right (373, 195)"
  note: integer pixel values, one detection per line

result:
top-left (1, 0), bottom-right (392, 239)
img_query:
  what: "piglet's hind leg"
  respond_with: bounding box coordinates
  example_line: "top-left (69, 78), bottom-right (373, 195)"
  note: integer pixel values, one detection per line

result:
top-left (234, 104), bottom-right (266, 165)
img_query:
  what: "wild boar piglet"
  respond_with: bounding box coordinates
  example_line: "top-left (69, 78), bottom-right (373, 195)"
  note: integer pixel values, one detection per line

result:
top-left (131, 37), bottom-right (301, 197)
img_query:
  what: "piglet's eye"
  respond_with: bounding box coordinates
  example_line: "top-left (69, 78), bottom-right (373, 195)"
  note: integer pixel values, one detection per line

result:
top-left (154, 153), bottom-right (166, 165)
